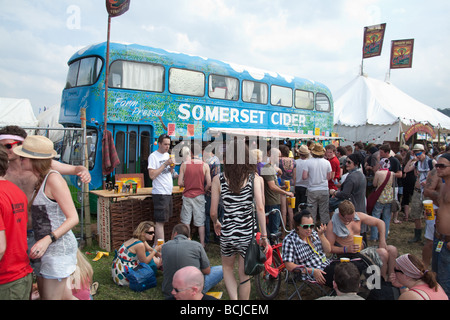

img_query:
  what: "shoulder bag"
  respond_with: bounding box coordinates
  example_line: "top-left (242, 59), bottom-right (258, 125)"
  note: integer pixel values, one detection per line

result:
top-left (244, 174), bottom-right (267, 276)
top-left (366, 171), bottom-right (391, 214)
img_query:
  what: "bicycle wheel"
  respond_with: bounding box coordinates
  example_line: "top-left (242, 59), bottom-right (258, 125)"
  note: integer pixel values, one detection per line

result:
top-left (255, 251), bottom-right (283, 300)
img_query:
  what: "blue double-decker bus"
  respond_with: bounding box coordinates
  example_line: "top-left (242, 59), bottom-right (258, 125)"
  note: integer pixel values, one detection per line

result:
top-left (59, 42), bottom-right (335, 199)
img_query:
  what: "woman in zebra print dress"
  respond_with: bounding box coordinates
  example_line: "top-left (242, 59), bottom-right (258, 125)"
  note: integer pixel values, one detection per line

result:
top-left (210, 139), bottom-right (268, 300)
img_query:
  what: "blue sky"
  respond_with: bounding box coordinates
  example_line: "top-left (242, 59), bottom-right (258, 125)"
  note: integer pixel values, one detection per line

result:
top-left (1, 0), bottom-right (449, 115)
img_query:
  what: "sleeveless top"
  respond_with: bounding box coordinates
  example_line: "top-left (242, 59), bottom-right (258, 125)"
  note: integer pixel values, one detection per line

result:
top-left (279, 157), bottom-right (296, 186)
top-left (111, 240), bottom-right (141, 286)
top-left (183, 160), bottom-right (205, 198)
top-left (219, 173), bottom-right (256, 257)
top-left (31, 170), bottom-right (77, 278)
top-left (409, 283), bottom-right (449, 300)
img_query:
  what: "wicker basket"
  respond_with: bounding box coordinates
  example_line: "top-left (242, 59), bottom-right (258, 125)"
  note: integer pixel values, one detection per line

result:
top-left (109, 194), bottom-right (183, 250)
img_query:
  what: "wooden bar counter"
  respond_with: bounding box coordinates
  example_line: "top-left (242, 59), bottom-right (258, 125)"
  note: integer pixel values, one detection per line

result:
top-left (91, 187), bottom-right (183, 252)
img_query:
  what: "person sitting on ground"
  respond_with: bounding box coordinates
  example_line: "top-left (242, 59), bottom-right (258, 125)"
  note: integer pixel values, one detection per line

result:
top-left (161, 223), bottom-right (223, 299)
top-left (326, 200), bottom-right (398, 281)
top-left (111, 221), bottom-right (162, 286)
top-left (316, 262), bottom-right (365, 300)
top-left (170, 266), bottom-right (218, 300)
top-left (390, 254), bottom-right (448, 300)
top-left (282, 209), bottom-right (333, 286)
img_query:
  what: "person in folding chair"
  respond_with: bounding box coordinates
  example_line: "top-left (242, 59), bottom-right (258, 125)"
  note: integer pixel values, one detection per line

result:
top-left (326, 200), bottom-right (398, 282)
top-left (282, 209), bottom-right (335, 298)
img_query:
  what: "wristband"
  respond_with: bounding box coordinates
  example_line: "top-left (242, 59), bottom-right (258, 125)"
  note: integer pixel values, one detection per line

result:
top-left (49, 232), bottom-right (57, 243)
top-left (343, 246), bottom-right (347, 253)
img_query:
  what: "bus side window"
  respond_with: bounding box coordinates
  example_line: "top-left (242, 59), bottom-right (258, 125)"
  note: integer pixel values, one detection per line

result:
top-left (271, 85), bottom-right (292, 107)
top-left (209, 74), bottom-right (239, 101)
top-left (316, 93), bottom-right (331, 112)
top-left (242, 80), bottom-right (268, 104)
top-left (295, 89), bottom-right (314, 110)
top-left (169, 68), bottom-right (205, 97)
top-left (109, 60), bottom-right (164, 92)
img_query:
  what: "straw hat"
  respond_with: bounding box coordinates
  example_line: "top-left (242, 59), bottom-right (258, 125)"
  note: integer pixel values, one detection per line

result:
top-left (13, 135), bottom-right (57, 159)
top-left (298, 145), bottom-right (310, 156)
top-left (311, 144), bottom-right (325, 156)
top-left (412, 144), bottom-right (425, 151)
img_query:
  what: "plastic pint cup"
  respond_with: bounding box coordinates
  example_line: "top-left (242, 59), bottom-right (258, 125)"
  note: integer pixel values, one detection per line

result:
top-left (290, 196), bottom-right (296, 209)
top-left (170, 154), bottom-right (175, 167)
top-left (423, 200), bottom-right (435, 220)
top-left (340, 258), bottom-right (350, 263)
top-left (157, 239), bottom-right (164, 246)
top-left (284, 180), bottom-right (290, 191)
top-left (353, 235), bottom-right (363, 252)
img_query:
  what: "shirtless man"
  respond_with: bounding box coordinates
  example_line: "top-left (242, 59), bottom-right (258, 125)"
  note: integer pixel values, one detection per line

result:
top-left (326, 200), bottom-right (398, 280)
top-left (423, 165), bottom-right (443, 268)
top-left (430, 153), bottom-right (450, 298)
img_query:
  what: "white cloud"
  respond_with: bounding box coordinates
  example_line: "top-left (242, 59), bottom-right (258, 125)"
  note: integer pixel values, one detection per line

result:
top-left (1, 0), bottom-right (450, 114)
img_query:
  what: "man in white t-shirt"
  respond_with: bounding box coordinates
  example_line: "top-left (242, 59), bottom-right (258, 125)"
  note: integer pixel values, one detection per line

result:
top-left (148, 134), bottom-right (175, 242)
top-left (302, 144), bottom-right (332, 224)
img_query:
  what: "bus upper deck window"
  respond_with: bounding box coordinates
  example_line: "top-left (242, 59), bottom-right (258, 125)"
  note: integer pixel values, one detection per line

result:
top-left (242, 80), bottom-right (268, 104)
top-left (208, 75), bottom-right (239, 101)
top-left (316, 93), bottom-right (331, 112)
top-left (65, 60), bottom-right (80, 89)
top-left (109, 60), bottom-right (164, 92)
top-left (169, 68), bottom-right (205, 97)
top-left (271, 85), bottom-right (292, 107)
top-left (295, 89), bottom-right (314, 110)
top-left (65, 57), bottom-right (102, 89)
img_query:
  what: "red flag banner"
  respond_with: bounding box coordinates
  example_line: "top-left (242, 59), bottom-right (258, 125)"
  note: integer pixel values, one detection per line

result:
top-left (390, 39), bottom-right (414, 69)
top-left (363, 23), bottom-right (386, 59)
top-left (106, 0), bottom-right (130, 17)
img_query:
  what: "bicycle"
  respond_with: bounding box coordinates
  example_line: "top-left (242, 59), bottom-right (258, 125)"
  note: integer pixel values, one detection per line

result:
top-left (255, 203), bottom-right (311, 300)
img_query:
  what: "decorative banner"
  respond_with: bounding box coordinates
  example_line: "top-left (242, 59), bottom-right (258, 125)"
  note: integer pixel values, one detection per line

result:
top-left (167, 123), bottom-right (176, 136)
top-left (106, 0), bottom-right (130, 17)
top-left (390, 39), bottom-right (414, 69)
top-left (363, 23), bottom-right (386, 58)
top-left (404, 123), bottom-right (435, 141)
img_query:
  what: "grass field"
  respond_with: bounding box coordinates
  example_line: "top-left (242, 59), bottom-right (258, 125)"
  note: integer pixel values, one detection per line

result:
top-left (85, 211), bottom-right (424, 301)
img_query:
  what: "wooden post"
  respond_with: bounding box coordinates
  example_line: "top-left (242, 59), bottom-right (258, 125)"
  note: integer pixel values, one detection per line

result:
top-left (81, 108), bottom-right (92, 246)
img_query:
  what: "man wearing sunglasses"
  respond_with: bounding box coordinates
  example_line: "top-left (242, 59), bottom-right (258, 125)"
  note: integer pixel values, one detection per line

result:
top-left (407, 144), bottom-right (435, 244)
top-left (432, 152), bottom-right (450, 298)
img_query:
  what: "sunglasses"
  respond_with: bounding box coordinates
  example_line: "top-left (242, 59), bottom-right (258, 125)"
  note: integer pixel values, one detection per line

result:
top-left (345, 160), bottom-right (353, 165)
top-left (435, 163), bottom-right (450, 169)
top-left (414, 152), bottom-right (423, 156)
top-left (4, 141), bottom-right (22, 149)
top-left (394, 268), bottom-right (404, 274)
top-left (146, 231), bottom-right (155, 235)
top-left (299, 224), bottom-right (315, 230)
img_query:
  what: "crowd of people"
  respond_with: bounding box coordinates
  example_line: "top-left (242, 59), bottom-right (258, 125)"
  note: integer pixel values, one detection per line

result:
top-left (2, 126), bottom-right (450, 301)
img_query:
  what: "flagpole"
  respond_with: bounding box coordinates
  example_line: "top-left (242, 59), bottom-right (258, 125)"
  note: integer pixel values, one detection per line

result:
top-left (104, 14), bottom-right (111, 133)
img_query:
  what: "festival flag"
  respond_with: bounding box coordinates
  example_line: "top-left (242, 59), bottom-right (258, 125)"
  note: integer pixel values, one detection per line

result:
top-left (362, 23), bottom-right (386, 59)
top-left (390, 39), bottom-right (414, 69)
top-left (106, 0), bottom-right (130, 17)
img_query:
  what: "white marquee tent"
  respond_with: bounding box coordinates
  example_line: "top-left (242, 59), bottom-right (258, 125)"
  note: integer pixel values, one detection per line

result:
top-left (0, 98), bottom-right (38, 129)
top-left (333, 75), bottom-right (450, 144)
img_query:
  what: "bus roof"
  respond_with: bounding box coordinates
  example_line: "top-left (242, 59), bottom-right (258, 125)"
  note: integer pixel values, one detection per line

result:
top-left (68, 42), bottom-right (332, 96)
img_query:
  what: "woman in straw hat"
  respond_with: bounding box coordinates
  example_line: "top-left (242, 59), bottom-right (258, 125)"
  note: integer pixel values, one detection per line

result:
top-left (14, 135), bottom-right (79, 300)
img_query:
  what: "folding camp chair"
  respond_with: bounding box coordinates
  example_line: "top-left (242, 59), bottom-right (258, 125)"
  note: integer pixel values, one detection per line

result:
top-left (285, 265), bottom-right (331, 300)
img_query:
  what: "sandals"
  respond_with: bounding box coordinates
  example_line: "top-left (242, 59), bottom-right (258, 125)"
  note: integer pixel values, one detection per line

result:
top-left (90, 282), bottom-right (99, 296)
